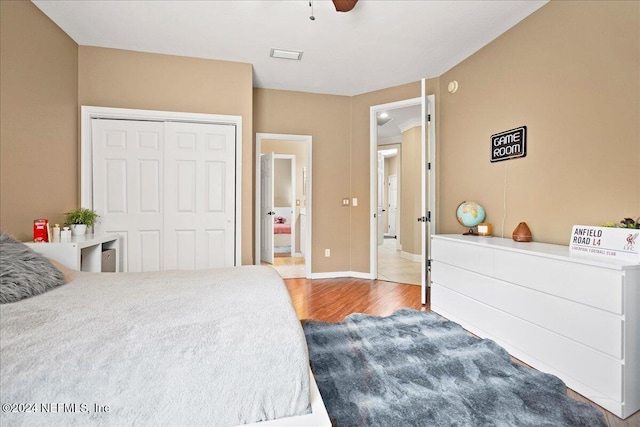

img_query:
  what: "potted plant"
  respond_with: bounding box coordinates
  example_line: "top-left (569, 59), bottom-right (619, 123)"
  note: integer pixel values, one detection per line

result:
top-left (64, 208), bottom-right (99, 236)
top-left (603, 217), bottom-right (640, 229)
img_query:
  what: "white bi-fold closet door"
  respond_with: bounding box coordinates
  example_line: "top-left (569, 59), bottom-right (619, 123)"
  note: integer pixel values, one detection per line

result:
top-left (92, 119), bottom-right (236, 272)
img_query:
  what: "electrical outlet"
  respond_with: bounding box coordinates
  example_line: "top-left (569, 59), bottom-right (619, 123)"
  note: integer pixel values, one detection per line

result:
top-left (342, 198), bottom-right (350, 206)
top-left (325, 249), bottom-right (331, 257)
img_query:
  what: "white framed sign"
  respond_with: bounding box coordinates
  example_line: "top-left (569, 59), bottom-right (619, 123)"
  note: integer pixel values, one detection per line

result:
top-left (570, 225), bottom-right (639, 263)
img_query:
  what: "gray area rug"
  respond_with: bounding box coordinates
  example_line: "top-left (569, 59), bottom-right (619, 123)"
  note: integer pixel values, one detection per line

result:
top-left (303, 309), bottom-right (606, 427)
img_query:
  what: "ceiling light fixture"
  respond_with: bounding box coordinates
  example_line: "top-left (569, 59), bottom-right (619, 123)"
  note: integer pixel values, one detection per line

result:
top-left (270, 48), bottom-right (303, 60)
top-left (377, 112), bottom-right (393, 126)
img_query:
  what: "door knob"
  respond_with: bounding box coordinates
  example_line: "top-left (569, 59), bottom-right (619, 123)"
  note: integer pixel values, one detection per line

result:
top-left (267, 211), bottom-right (276, 215)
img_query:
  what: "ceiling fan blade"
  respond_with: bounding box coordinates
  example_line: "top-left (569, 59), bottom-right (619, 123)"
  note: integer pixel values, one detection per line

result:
top-left (332, 0), bottom-right (358, 12)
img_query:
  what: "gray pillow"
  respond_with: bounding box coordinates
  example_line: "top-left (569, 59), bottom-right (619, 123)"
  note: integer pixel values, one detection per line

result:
top-left (0, 231), bottom-right (65, 304)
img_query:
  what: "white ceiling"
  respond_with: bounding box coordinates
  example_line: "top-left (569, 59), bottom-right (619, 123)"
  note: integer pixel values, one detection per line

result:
top-left (377, 104), bottom-right (422, 144)
top-left (32, 0), bottom-right (548, 97)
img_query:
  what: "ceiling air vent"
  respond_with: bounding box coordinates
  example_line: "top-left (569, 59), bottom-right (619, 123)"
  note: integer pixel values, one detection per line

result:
top-left (270, 48), bottom-right (303, 60)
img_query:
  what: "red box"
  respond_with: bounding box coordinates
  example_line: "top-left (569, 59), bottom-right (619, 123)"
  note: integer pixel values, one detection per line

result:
top-left (33, 219), bottom-right (48, 242)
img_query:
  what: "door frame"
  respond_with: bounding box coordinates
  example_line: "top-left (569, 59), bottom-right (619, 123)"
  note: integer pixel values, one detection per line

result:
top-left (80, 105), bottom-right (243, 266)
top-left (255, 133), bottom-right (312, 278)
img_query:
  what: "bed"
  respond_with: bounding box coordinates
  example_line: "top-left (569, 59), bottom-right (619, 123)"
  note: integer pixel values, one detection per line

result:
top-left (0, 232), bottom-right (328, 426)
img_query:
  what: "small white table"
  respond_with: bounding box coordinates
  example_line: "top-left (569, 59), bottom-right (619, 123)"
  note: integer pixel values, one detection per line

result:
top-left (25, 234), bottom-right (120, 272)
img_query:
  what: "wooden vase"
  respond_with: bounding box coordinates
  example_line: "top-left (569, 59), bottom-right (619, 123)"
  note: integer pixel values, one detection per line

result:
top-left (512, 222), bottom-right (532, 242)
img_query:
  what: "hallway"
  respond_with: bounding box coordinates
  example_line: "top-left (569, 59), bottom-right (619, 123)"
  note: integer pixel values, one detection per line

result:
top-left (377, 237), bottom-right (421, 285)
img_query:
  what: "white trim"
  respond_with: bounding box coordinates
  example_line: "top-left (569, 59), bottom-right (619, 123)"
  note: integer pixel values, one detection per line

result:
top-left (420, 81), bottom-right (427, 303)
top-left (423, 92), bottom-right (437, 304)
top-left (80, 105), bottom-right (243, 266)
top-left (398, 118), bottom-right (422, 133)
top-left (309, 271), bottom-right (371, 280)
top-left (401, 251), bottom-right (422, 263)
top-left (255, 133), bottom-right (312, 278)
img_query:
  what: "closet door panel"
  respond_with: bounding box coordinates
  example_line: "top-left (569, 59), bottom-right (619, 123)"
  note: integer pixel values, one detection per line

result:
top-left (164, 122), bottom-right (236, 270)
top-left (92, 119), bottom-right (164, 272)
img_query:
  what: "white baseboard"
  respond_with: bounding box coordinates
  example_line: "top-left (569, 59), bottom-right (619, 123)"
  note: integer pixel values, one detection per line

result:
top-left (401, 251), bottom-right (422, 263)
top-left (309, 271), bottom-right (374, 280)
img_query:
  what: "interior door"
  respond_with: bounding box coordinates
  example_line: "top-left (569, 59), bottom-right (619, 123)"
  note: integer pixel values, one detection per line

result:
top-left (92, 119), bottom-right (164, 273)
top-left (163, 122), bottom-right (236, 270)
top-left (421, 86), bottom-right (436, 305)
top-left (388, 174), bottom-right (398, 236)
top-left (260, 152), bottom-right (275, 264)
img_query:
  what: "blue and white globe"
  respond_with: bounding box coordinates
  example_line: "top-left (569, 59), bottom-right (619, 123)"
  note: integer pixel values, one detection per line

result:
top-left (456, 201), bottom-right (486, 229)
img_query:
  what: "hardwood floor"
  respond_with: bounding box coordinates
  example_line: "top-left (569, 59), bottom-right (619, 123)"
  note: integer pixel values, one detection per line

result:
top-left (284, 277), bottom-right (639, 427)
top-left (285, 277), bottom-right (423, 322)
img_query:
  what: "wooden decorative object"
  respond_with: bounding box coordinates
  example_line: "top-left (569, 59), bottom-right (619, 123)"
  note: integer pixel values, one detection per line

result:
top-left (332, 0), bottom-right (358, 12)
top-left (512, 222), bottom-right (532, 242)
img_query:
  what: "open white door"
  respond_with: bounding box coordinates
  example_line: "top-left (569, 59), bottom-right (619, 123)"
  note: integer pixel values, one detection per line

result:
top-left (421, 81), bottom-right (437, 305)
top-left (260, 152), bottom-right (275, 264)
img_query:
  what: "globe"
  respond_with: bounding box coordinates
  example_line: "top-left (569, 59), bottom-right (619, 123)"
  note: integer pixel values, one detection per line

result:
top-left (456, 201), bottom-right (486, 234)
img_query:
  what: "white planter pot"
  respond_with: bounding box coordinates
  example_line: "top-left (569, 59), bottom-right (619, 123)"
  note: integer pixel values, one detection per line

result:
top-left (70, 224), bottom-right (87, 236)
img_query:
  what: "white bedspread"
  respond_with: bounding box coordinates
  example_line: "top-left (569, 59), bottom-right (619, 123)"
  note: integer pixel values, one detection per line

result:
top-left (0, 266), bottom-right (310, 426)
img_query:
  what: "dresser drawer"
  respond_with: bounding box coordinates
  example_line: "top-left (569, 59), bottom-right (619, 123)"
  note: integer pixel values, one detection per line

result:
top-left (431, 237), bottom-right (494, 276)
top-left (493, 251), bottom-right (623, 314)
top-left (432, 261), bottom-right (623, 359)
top-left (431, 284), bottom-right (623, 404)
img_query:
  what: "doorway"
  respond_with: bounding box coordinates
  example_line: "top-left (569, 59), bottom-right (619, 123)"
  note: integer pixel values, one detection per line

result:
top-left (369, 85), bottom-right (436, 304)
top-left (255, 133), bottom-right (312, 278)
top-left (373, 103), bottom-right (422, 286)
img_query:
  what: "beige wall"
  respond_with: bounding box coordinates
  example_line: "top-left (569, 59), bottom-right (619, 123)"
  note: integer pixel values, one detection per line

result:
top-left (254, 83), bottom-right (439, 273)
top-left (382, 148), bottom-right (400, 234)
top-left (400, 126), bottom-right (422, 255)
top-left (0, 0), bottom-right (78, 241)
top-left (253, 89), bottom-right (352, 272)
top-left (3, 0), bottom-right (636, 274)
top-left (273, 159), bottom-right (292, 207)
top-left (438, 0), bottom-right (639, 244)
top-left (350, 80), bottom-right (438, 272)
top-left (77, 47), bottom-right (254, 263)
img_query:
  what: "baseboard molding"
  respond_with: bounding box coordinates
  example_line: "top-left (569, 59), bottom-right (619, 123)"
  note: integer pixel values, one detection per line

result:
top-left (309, 271), bottom-right (374, 280)
top-left (401, 251), bottom-right (421, 263)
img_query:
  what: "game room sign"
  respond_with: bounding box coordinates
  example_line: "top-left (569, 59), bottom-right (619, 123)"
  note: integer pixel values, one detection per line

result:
top-left (491, 126), bottom-right (527, 162)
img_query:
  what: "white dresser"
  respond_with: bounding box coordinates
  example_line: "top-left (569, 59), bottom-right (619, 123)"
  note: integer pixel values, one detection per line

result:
top-left (430, 234), bottom-right (640, 419)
